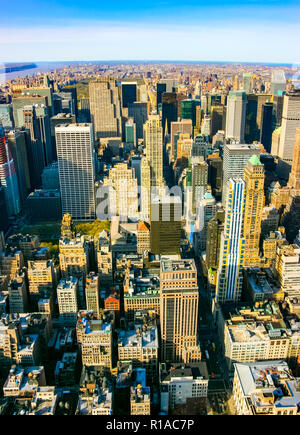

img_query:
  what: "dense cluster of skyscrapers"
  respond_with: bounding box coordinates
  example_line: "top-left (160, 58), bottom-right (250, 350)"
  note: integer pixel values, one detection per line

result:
top-left (0, 62), bottom-right (300, 415)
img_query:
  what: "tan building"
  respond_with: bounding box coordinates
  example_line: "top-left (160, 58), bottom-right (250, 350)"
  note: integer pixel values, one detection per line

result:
top-left (27, 259), bottom-right (56, 307)
top-left (137, 221), bottom-right (150, 254)
top-left (275, 244), bottom-right (300, 297)
top-left (233, 360), bottom-right (300, 415)
top-left (103, 162), bottom-right (138, 221)
top-left (243, 155), bottom-right (265, 266)
top-left (0, 248), bottom-right (24, 280)
top-left (118, 326), bottom-right (159, 381)
top-left (7, 234), bottom-right (40, 262)
top-left (160, 259), bottom-right (200, 362)
top-left (8, 269), bottom-right (29, 313)
top-left (144, 115), bottom-right (164, 189)
top-left (76, 310), bottom-right (113, 371)
top-left (28, 387), bottom-right (58, 415)
top-left (140, 157), bottom-right (151, 221)
top-left (130, 384), bottom-right (151, 415)
top-left (170, 119), bottom-right (193, 158)
top-left (89, 78), bottom-right (122, 141)
top-left (85, 272), bottom-right (100, 319)
top-left (57, 277), bottom-right (79, 326)
top-left (96, 230), bottom-right (113, 286)
top-left (59, 236), bottom-right (89, 278)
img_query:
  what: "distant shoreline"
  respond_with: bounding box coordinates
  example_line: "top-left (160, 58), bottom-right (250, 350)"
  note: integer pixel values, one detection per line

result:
top-left (0, 63), bottom-right (37, 74)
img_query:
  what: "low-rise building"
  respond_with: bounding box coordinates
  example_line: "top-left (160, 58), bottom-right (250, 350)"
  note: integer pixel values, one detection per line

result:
top-left (233, 360), bottom-right (300, 415)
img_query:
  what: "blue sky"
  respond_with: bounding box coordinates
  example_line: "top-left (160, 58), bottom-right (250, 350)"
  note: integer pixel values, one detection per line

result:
top-left (1, 0), bottom-right (300, 63)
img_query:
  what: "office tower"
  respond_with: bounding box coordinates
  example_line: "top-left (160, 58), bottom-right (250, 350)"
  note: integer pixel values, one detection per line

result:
top-left (131, 156), bottom-right (141, 186)
top-left (270, 70), bottom-right (286, 95)
top-left (96, 230), bottom-right (113, 286)
top-left (76, 310), bottom-right (113, 370)
top-left (89, 78), bottom-right (122, 140)
top-left (0, 248), bottom-right (24, 279)
top-left (243, 155), bottom-right (265, 266)
top-left (201, 95), bottom-right (209, 115)
top-left (103, 163), bottom-right (138, 221)
top-left (288, 129), bottom-right (300, 194)
top-left (121, 82), bottom-right (137, 108)
top-left (0, 104), bottom-right (14, 129)
top-left (50, 113), bottom-right (75, 160)
top-left (211, 105), bottom-right (226, 137)
top-left (6, 129), bottom-right (31, 207)
top-left (59, 235), bottom-right (89, 278)
top-left (7, 234), bottom-right (39, 262)
top-left (277, 92), bottom-right (300, 170)
top-left (181, 99), bottom-right (201, 127)
top-left (207, 156), bottom-right (223, 200)
top-left (128, 102), bottom-right (148, 140)
top-left (170, 119), bottom-right (193, 159)
top-left (85, 272), bottom-right (100, 319)
top-left (216, 178), bottom-right (246, 303)
top-left (242, 73), bottom-right (252, 93)
top-left (140, 157), bottom-right (151, 221)
top-left (260, 101), bottom-right (273, 153)
top-left (0, 185), bottom-right (9, 232)
top-left (225, 91), bottom-right (247, 143)
top-left (206, 207), bottom-right (225, 270)
top-left (192, 161), bottom-right (208, 214)
top-left (245, 94), bottom-right (273, 144)
top-left (176, 133), bottom-right (193, 159)
top-left (144, 115), bottom-right (164, 188)
top-left (55, 123), bottom-right (96, 221)
top-left (0, 126), bottom-right (21, 216)
top-left (201, 115), bottom-right (211, 137)
top-left (272, 94), bottom-right (284, 128)
top-left (21, 84), bottom-right (54, 116)
top-left (8, 270), bottom-right (29, 313)
top-left (41, 162), bottom-right (59, 190)
top-left (53, 90), bottom-right (77, 116)
top-left (12, 94), bottom-right (48, 128)
top-left (57, 277), bottom-right (79, 326)
top-left (159, 79), bottom-right (176, 93)
top-left (192, 134), bottom-right (208, 159)
top-left (27, 259), bottom-right (56, 308)
top-left (78, 98), bottom-right (91, 123)
top-left (137, 221), bottom-right (151, 254)
top-left (156, 82), bottom-right (167, 111)
top-left (150, 196), bottom-right (181, 255)
top-left (162, 93), bottom-right (178, 137)
top-left (160, 259), bottom-right (200, 362)
top-left (125, 118), bottom-right (136, 146)
top-left (222, 143), bottom-right (260, 202)
top-left (194, 191), bottom-right (217, 252)
top-left (138, 83), bottom-right (148, 103)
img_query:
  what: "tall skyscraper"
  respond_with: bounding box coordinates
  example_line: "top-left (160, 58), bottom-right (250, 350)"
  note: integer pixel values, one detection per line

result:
top-left (55, 123), bottom-right (96, 221)
top-left (144, 115), bottom-right (164, 189)
top-left (160, 259), bottom-right (200, 362)
top-left (0, 126), bottom-right (21, 216)
top-left (181, 99), bottom-right (201, 127)
top-left (243, 155), bottom-right (265, 266)
top-left (162, 93), bottom-right (178, 137)
top-left (288, 128), bottom-right (300, 194)
top-left (128, 102), bottom-right (148, 140)
top-left (222, 143), bottom-right (260, 202)
top-left (89, 78), bottom-right (122, 140)
top-left (242, 73), bottom-right (252, 94)
top-left (260, 101), bottom-right (273, 153)
top-left (121, 82), bottom-right (137, 108)
top-left (270, 70), bottom-right (286, 96)
top-left (277, 92), bottom-right (300, 170)
top-left (216, 178), bottom-right (246, 303)
top-left (150, 196), bottom-right (181, 255)
top-left (225, 91), bottom-right (247, 143)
